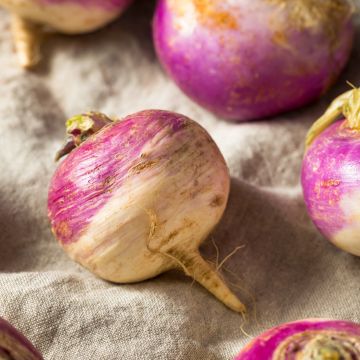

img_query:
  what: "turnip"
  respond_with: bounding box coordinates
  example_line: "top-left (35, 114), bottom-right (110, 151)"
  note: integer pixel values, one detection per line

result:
top-left (153, 0), bottom-right (354, 121)
top-left (48, 110), bottom-right (245, 313)
top-left (0, 0), bottom-right (133, 68)
top-left (0, 317), bottom-right (43, 360)
top-left (235, 319), bottom-right (360, 359)
top-left (302, 87), bottom-right (360, 256)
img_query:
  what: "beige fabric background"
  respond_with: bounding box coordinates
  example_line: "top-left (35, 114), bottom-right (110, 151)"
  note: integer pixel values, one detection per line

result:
top-left (0, 2), bottom-right (359, 359)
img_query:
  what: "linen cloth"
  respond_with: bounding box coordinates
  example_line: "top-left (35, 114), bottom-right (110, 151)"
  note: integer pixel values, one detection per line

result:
top-left (0, 2), bottom-right (359, 359)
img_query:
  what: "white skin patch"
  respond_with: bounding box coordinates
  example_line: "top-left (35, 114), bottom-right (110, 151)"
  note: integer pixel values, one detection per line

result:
top-left (169, 1), bottom-right (198, 37)
top-left (332, 191), bottom-right (360, 256)
top-left (0, 0), bottom-right (122, 33)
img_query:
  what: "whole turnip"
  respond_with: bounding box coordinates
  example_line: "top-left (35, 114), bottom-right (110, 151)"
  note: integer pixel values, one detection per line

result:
top-left (302, 87), bottom-right (360, 256)
top-left (48, 110), bottom-right (245, 313)
top-left (153, 0), bottom-right (354, 121)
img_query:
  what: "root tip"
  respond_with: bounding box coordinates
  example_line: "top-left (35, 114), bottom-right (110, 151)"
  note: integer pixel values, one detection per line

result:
top-left (11, 15), bottom-right (42, 69)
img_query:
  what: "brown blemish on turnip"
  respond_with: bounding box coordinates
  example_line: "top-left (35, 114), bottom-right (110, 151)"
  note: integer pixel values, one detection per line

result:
top-left (102, 176), bottom-right (115, 188)
top-left (210, 195), bottom-right (225, 207)
top-left (167, 229), bottom-right (179, 241)
top-left (56, 221), bottom-right (72, 238)
top-left (131, 160), bottom-right (157, 174)
top-left (272, 30), bottom-right (291, 49)
top-left (193, 0), bottom-right (238, 30)
top-left (148, 217), bottom-right (196, 253)
top-left (321, 179), bottom-right (341, 188)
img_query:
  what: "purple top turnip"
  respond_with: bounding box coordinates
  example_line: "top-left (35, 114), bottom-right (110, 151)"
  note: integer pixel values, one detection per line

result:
top-left (153, 0), bottom-right (354, 121)
top-left (0, 0), bottom-right (133, 67)
top-left (235, 319), bottom-right (360, 359)
top-left (302, 87), bottom-right (360, 256)
top-left (0, 317), bottom-right (43, 360)
top-left (48, 110), bottom-right (245, 313)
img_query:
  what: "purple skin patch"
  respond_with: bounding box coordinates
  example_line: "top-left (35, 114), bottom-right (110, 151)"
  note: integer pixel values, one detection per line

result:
top-left (0, 317), bottom-right (43, 359)
top-left (48, 110), bottom-right (188, 245)
top-left (153, 0), bottom-right (354, 121)
top-left (301, 120), bottom-right (360, 241)
top-left (39, 0), bottom-right (132, 11)
top-left (235, 319), bottom-right (360, 359)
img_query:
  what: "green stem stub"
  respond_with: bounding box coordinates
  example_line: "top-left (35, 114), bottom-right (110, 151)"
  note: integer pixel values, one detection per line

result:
top-left (55, 112), bottom-right (113, 161)
top-left (306, 87), bottom-right (360, 148)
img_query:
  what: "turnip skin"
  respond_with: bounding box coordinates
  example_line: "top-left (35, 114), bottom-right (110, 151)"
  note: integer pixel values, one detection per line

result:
top-left (153, 0), bottom-right (354, 121)
top-left (0, 0), bottom-right (133, 67)
top-left (235, 319), bottom-right (360, 359)
top-left (0, 317), bottom-right (43, 360)
top-left (48, 110), bottom-right (245, 313)
top-left (302, 120), bottom-right (360, 255)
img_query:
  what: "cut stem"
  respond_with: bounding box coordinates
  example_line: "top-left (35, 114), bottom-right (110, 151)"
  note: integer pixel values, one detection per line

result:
top-left (169, 249), bottom-right (246, 313)
top-left (11, 15), bottom-right (41, 68)
top-left (56, 112), bottom-right (114, 161)
top-left (305, 89), bottom-right (359, 148)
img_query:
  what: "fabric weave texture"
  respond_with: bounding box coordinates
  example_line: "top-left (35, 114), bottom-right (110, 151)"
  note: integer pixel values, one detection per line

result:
top-left (0, 2), bottom-right (359, 359)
